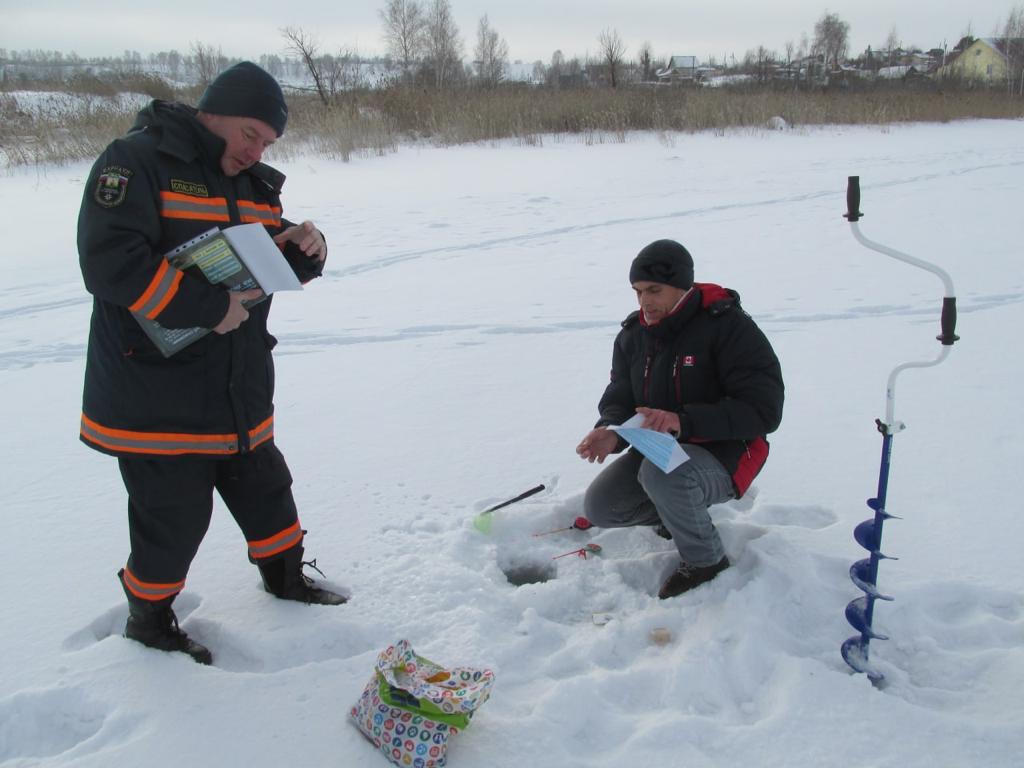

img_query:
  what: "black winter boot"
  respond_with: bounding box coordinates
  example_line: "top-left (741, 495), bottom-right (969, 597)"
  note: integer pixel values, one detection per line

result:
top-left (258, 546), bottom-right (347, 606)
top-left (120, 578), bottom-right (213, 665)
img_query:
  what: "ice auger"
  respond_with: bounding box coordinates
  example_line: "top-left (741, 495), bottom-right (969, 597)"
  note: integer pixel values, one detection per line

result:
top-left (840, 176), bottom-right (959, 682)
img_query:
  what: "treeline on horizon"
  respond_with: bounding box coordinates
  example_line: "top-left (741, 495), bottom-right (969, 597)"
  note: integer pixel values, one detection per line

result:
top-left (2, 2), bottom-right (1024, 169)
top-left (4, 1), bottom-right (1023, 91)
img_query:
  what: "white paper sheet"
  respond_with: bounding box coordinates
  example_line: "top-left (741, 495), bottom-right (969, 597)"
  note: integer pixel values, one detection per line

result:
top-left (608, 413), bottom-right (690, 474)
top-left (223, 223), bottom-right (303, 294)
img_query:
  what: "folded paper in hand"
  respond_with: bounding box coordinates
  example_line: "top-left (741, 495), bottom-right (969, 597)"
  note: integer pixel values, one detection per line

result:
top-left (609, 413), bottom-right (690, 474)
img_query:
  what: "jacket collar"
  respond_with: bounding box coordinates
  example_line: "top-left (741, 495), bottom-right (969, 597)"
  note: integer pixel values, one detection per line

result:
top-left (129, 100), bottom-right (287, 192)
top-left (640, 286), bottom-right (700, 338)
top-left (129, 100), bottom-right (221, 168)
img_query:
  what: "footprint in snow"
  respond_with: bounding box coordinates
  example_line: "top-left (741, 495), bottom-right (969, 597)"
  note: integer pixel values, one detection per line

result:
top-left (62, 591), bottom-right (203, 652)
top-left (0, 685), bottom-right (121, 762)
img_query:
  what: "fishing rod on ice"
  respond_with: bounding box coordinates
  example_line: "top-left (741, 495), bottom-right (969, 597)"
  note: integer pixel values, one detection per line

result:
top-left (840, 176), bottom-right (960, 682)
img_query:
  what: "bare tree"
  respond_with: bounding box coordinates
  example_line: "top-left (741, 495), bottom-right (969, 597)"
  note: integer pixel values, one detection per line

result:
top-left (637, 40), bottom-right (655, 81)
top-left (597, 28), bottom-right (626, 87)
top-left (813, 12), bottom-right (850, 72)
top-left (884, 26), bottom-right (900, 66)
top-left (320, 48), bottom-right (366, 94)
top-left (259, 54), bottom-right (285, 79)
top-left (474, 14), bottom-right (509, 87)
top-left (1002, 5), bottom-right (1024, 96)
top-left (120, 49), bottom-right (143, 76)
top-left (531, 59), bottom-right (546, 84)
top-left (750, 45), bottom-right (775, 82)
top-left (282, 27), bottom-right (329, 104)
top-left (423, 0), bottom-right (462, 88)
top-left (547, 49), bottom-right (565, 87)
top-left (188, 42), bottom-right (225, 87)
top-left (380, 0), bottom-right (426, 80)
top-left (166, 50), bottom-right (182, 80)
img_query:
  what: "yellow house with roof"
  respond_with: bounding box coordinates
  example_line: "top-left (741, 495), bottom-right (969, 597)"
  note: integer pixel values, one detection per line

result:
top-left (937, 37), bottom-right (1014, 83)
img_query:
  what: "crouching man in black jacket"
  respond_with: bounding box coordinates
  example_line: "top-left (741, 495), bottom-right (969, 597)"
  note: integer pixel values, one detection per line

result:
top-left (576, 240), bottom-right (784, 599)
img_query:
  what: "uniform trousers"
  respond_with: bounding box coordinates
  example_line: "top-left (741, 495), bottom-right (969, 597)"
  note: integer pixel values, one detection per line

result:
top-left (117, 443), bottom-right (301, 602)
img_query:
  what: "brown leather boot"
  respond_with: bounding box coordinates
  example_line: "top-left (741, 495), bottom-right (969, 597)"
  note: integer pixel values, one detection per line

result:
top-left (658, 556), bottom-right (730, 599)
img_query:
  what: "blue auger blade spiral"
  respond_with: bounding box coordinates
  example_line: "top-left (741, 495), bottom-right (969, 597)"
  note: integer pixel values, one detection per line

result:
top-left (845, 596), bottom-right (890, 640)
top-left (853, 520), bottom-right (900, 559)
top-left (841, 636), bottom-right (884, 681)
top-left (849, 559), bottom-right (894, 601)
top-left (840, 176), bottom-right (959, 682)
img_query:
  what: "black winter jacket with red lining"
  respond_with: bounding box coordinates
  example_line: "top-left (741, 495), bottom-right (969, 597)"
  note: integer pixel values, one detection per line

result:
top-left (596, 282), bottom-right (784, 496)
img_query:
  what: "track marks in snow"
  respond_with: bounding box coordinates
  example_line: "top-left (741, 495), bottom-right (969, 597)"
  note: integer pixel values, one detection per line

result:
top-left (748, 503), bottom-right (838, 529)
top-left (331, 158), bottom-right (1024, 280)
top-left (761, 291), bottom-right (1024, 329)
top-left (274, 319), bottom-right (617, 353)
top-left (0, 295), bottom-right (89, 322)
top-left (0, 340), bottom-right (86, 370)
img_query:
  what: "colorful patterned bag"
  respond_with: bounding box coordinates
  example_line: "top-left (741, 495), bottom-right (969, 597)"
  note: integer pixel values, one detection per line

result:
top-left (350, 640), bottom-right (496, 768)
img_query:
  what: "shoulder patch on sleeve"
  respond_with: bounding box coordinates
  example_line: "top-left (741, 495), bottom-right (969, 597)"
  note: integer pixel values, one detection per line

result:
top-left (94, 165), bottom-right (134, 208)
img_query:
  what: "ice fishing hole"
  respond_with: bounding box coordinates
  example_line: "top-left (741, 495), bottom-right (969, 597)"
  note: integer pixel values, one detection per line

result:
top-left (501, 559), bottom-right (556, 586)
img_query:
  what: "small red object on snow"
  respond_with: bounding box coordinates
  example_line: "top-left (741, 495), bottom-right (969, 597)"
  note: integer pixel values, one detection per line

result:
top-left (552, 543), bottom-right (603, 560)
top-left (532, 516), bottom-right (594, 537)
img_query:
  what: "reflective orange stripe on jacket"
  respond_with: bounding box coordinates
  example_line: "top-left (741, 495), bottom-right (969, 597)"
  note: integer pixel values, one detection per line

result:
top-left (128, 258), bottom-right (183, 319)
top-left (122, 566), bottom-right (185, 601)
top-left (160, 191), bottom-right (230, 222)
top-left (238, 200), bottom-right (282, 226)
top-left (80, 414), bottom-right (274, 456)
top-left (247, 520), bottom-right (304, 561)
top-left (160, 192), bottom-right (281, 227)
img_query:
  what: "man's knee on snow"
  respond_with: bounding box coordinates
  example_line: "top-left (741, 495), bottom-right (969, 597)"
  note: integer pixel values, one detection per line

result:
top-left (582, 482), bottom-right (616, 526)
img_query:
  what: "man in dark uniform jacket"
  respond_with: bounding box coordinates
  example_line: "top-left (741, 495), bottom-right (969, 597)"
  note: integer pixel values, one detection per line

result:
top-left (576, 239), bottom-right (784, 599)
top-left (78, 62), bottom-right (344, 665)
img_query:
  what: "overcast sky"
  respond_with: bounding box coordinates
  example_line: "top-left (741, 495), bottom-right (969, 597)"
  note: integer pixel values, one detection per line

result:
top-left (2, 0), bottom-right (1017, 64)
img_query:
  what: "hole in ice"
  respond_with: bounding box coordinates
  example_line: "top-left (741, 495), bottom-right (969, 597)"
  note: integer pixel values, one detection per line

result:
top-left (501, 559), bottom-right (556, 586)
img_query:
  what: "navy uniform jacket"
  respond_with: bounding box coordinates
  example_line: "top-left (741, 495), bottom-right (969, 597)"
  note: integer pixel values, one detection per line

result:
top-left (78, 100), bottom-right (323, 457)
top-left (596, 283), bottom-right (784, 496)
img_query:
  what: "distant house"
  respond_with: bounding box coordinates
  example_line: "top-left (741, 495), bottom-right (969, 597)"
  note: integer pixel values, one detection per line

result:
top-left (877, 65), bottom-right (917, 80)
top-left (937, 37), bottom-right (1022, 83)
top-left (906, 52), bottom-right (936, 72)
top-left (656, 55), bottom-right (698, 83)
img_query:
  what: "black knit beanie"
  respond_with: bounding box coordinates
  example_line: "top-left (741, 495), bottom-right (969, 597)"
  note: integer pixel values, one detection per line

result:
top-left (197, 62), bottom-right (288, 136)
top-left (629, 239), bottom-right (694, 289)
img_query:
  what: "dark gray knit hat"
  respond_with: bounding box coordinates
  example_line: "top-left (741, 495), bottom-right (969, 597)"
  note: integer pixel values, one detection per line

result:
top-left (629, 239), bottom-right (694, 289)
top-left (197, 62), bottom-right (288, 136)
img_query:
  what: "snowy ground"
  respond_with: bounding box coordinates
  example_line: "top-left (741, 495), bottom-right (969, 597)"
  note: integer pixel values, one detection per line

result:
top-left (1, 120), bottom-right (1022, 767)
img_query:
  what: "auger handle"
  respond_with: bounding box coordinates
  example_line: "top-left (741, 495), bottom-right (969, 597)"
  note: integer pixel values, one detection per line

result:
top-left (844, 176), bottom-right (958, 335)
top-left (844, 176), bottom-right (862, 222)
top-left (939, 297), bottom-right (958, 346)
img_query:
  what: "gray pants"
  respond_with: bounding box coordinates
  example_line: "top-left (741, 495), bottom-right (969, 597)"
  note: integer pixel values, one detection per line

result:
top-left (583, 445), bottom-right (734, 567)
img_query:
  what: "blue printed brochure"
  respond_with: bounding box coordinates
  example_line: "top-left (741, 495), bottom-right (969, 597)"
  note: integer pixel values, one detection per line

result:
top-left (608, 414), bottom-right (690, 474)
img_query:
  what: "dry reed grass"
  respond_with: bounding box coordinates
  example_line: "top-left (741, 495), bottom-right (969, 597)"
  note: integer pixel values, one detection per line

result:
top-left (3, 78), bottom-right (1022, 169)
